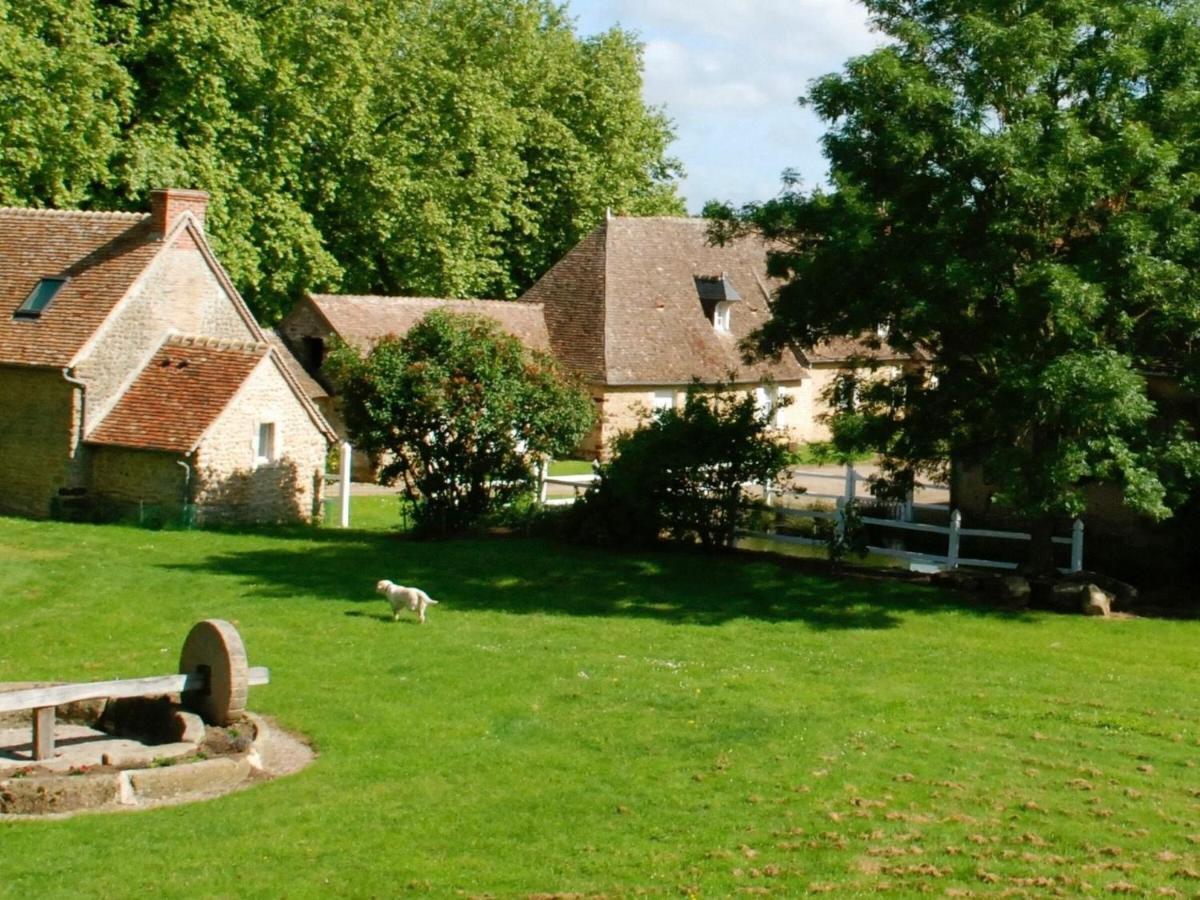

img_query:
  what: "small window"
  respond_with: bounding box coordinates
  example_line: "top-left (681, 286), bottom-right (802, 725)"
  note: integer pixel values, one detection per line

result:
top-left (713, 302), bottom-right (732, 332)
top-left (755, 385), bottom-right (780, 425)
top-left (256, 422), bottom-right (276, 464)
top-left (15, 277), bottom-right (67, 319)
top-left (652, 390), bottom-right (675, 412)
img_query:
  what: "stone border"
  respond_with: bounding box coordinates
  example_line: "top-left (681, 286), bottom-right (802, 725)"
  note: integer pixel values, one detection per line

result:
top-left (0, 714), bottom-right (315, 818)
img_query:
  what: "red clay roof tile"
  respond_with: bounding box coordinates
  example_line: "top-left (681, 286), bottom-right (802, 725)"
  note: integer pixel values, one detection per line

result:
top-left (306, 294), bottom-right (552, 352)
top-left (87, 336), bottom-right (268, 453)
top-left (0, 208), bottom-right (161, 367)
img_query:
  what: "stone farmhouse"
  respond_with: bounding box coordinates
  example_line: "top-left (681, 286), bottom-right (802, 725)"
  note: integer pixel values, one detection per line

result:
top-left (519, 216), bottom-right (907, 457)
top-left (0, 189), bottom-right (335, 524)
top-left (278, 216), bottom-right (905, 460)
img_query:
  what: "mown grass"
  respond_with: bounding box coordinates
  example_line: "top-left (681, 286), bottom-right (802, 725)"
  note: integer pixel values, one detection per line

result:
top-left (1, 515), bottom-right (1198, 897)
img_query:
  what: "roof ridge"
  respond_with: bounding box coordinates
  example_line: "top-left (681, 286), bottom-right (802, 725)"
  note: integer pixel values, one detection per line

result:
top-left (0, 206), bottom-right (148, 221)
top-left (165, 334), bottom-right (269, 353)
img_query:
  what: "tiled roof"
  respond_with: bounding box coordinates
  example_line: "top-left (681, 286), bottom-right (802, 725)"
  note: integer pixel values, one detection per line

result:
top-left (0, 208), bottom-right (160, 367)
top-left (87, 336), bottom-right (268, 453)
top-left (265, 328), bottom-right (327, 399)
top-left (306, 294), bottom-right (552, 353)
top-left (521, 216), bottom-right (907, 384)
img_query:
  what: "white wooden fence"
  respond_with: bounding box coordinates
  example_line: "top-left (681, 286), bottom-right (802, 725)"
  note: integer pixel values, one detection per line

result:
top-left (741, 499), bottom-right (1084, 573)
top-left (533, 460), bottom-right (1083, 573)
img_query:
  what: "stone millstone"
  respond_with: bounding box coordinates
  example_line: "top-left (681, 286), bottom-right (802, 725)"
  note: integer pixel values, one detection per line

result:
top-left (178, 620), bottom-right (249, 726)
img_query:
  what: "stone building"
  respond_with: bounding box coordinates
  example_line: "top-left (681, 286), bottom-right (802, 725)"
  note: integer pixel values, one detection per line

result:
top-left (0, 189), bottom-right (334, 524)
top-left (519, 216), bottom-right (907, 457)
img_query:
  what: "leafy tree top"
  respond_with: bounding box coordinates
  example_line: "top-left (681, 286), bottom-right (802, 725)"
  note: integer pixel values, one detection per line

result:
top-left (709, 0), bottom-right (1200, 554)
top-left (0, 0), bottom-right (684, 320)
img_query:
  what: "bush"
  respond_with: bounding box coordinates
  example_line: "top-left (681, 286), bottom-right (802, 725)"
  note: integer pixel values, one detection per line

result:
top-left (569, 382), bottom-right (789, 550)
top-left (326, 310), bottom-right (594, 535)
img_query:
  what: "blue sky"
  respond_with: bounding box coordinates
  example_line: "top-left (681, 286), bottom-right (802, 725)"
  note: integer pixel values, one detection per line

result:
top-left (566, 0), bottom-right (883, 213)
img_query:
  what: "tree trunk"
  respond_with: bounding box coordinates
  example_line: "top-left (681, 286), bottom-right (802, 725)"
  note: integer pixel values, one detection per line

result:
top-left (1026, 516), bottom-right (1057, 574)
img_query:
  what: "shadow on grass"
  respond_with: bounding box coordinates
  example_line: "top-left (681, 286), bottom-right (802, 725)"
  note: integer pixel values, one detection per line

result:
top-left (162, 529), bottom-right (1033, 631)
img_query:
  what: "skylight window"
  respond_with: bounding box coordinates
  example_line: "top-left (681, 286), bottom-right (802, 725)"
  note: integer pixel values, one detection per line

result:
top-left (14, 277), bottom-right (67, 319)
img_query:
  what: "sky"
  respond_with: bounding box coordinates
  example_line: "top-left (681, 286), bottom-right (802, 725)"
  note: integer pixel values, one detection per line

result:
top-left (566, 0), bottom-right (884, 213)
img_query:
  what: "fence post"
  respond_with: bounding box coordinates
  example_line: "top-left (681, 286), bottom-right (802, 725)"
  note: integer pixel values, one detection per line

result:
top-left (844, 464), bottom-right (857, 503)
top-left (835, 496), bottom-right (846, 542)
top-left (903, 485), bottom-right (914, 522)
top-left (947, 509), bottom-right (961, 569)
top-left (537, 458), bottom-right (549, 506)
top-left (763, 478), bottom-right (774, 508)
top-left (339, 441), bottom-right (352, 528)
top-left (1070, 518), bottom-right (1084, 572)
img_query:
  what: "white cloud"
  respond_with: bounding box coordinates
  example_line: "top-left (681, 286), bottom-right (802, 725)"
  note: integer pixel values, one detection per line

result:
top-left (568, 0), bottom-right (884, 210)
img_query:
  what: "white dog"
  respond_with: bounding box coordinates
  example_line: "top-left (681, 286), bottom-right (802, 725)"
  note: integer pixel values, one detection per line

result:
top-left (376, 580), bottom-right (439, 623)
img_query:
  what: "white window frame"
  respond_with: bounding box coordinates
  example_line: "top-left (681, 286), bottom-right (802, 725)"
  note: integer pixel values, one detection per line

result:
top-left (713, 302), bottom-right (732, 333)
top-left (754, 384), bottom-right (780, 425)
top-left (254, 419), bottom-right (280, 466)
top-left (652, 390), bottom-right (675, 412)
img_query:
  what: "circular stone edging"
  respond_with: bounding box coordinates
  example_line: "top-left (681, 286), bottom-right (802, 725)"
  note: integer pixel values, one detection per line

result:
top-left (0, 713), bottom-right (295, 818)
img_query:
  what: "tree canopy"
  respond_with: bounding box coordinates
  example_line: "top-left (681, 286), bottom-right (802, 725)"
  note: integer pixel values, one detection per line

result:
top-left (0, 0), bottom-right (683, 321)
top-left (711, 0), bottom-right (1200, 566)
top-left (325, 309), bottom-right (594, 535)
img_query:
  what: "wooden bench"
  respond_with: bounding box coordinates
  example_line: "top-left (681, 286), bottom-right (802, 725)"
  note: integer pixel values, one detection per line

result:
top-left (0, 620), bottom-right (269, 761)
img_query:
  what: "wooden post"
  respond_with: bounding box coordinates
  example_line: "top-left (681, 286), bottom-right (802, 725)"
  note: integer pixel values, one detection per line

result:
top-left (903, 486), bottom-right (914, 522)
top-left (835, 496), bottom-right (846, 542)
top-left (947, 509), bottom-right (962, 569)
top-left (538, 459), bottom-right (549, 506)
top-left (33, 706), bottom-right (55, 761)
top-left (339, 441), bottom-right (351, 528)
top-left (1070, 519), bottom-right (1084, 572)
top-left (844, 464), bottom-right (857, 502)
top-left (763, 478), bottom-right (774, 508)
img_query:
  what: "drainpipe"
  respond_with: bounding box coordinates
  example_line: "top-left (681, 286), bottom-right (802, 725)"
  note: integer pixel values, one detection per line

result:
top-left (177, 458), bottom-right (193, 526)
top-left (60, 367), bottom-right (88, 436)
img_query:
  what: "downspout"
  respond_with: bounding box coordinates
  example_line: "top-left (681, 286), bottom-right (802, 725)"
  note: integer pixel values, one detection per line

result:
top-left (177, 457), bottom-right (193, 527)
top-left (60, 367), bottom-right (87, 437)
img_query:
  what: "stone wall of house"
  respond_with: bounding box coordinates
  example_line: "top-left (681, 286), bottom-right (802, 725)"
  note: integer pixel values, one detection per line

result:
top-left (192, 360), bottom-right (328, 524)
top-left (75, 247), bottom-right (257, 426)
top-left (0, 367), bottom-right (84, 516)
top-left (584, 380), bottom-right (812, 459)
top-left (277, 300), bottom-right (332, 357)
top-left (90, 447), bottom-right (186, 519)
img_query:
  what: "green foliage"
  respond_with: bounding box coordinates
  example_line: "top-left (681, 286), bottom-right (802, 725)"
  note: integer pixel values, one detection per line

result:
top-left (325, 309), bottom-right (593, 535)
top-left (0, 0), bottom-right (684, 321)
top-left (712, 0), bottom-right (1200, 564)
top-left (571, 383), bottom-right (790, 549)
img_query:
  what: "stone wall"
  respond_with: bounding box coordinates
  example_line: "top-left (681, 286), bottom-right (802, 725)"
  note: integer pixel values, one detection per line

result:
top-left (0, 367), bottom-right (84, 516)
top-left (90, 447), bottom-right (186, 520)
top-left (192, 360), bottom-right (328, 524)
top-left (75, 247), bottom-right (257, 426)
top-left (584, 380), bottom-right (813, 459)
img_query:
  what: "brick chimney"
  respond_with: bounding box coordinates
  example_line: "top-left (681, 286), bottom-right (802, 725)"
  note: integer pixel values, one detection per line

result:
top-left (149, 188), bottom-right (209, 235)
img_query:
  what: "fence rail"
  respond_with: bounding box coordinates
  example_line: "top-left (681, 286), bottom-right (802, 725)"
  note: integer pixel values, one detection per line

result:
top-left (746, 501), bottom-right (1084, 573)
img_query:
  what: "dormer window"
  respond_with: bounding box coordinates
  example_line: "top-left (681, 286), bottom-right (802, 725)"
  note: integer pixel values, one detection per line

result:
top-left (14, 277), bottom-right (67, 319)
top-left (713, 302), bottom-right (732, 332)
top-left (694, 272), bottom-right (741, 332)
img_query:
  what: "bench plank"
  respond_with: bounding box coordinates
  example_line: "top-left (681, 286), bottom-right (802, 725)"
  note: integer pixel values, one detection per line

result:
top-left (0, 667), bottom-right (269, 714)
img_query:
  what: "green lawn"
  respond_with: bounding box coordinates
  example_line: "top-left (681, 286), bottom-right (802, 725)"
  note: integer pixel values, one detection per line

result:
top-left (1, 516), bottom-right (1198, 897)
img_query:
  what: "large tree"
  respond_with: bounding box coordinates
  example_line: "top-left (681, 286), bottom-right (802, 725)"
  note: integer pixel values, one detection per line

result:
top-left (712, 0), bottom-right (1200, 569)
top-left (0, 0), bottom-right (683, 320)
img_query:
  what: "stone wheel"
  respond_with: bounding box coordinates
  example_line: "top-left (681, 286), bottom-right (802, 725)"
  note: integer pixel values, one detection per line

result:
top-left (178, 619), bottom-right (249, 726)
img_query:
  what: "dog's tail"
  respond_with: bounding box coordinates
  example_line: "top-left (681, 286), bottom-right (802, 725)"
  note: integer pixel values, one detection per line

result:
top-left (426, 597), bottom-right (439, 605)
